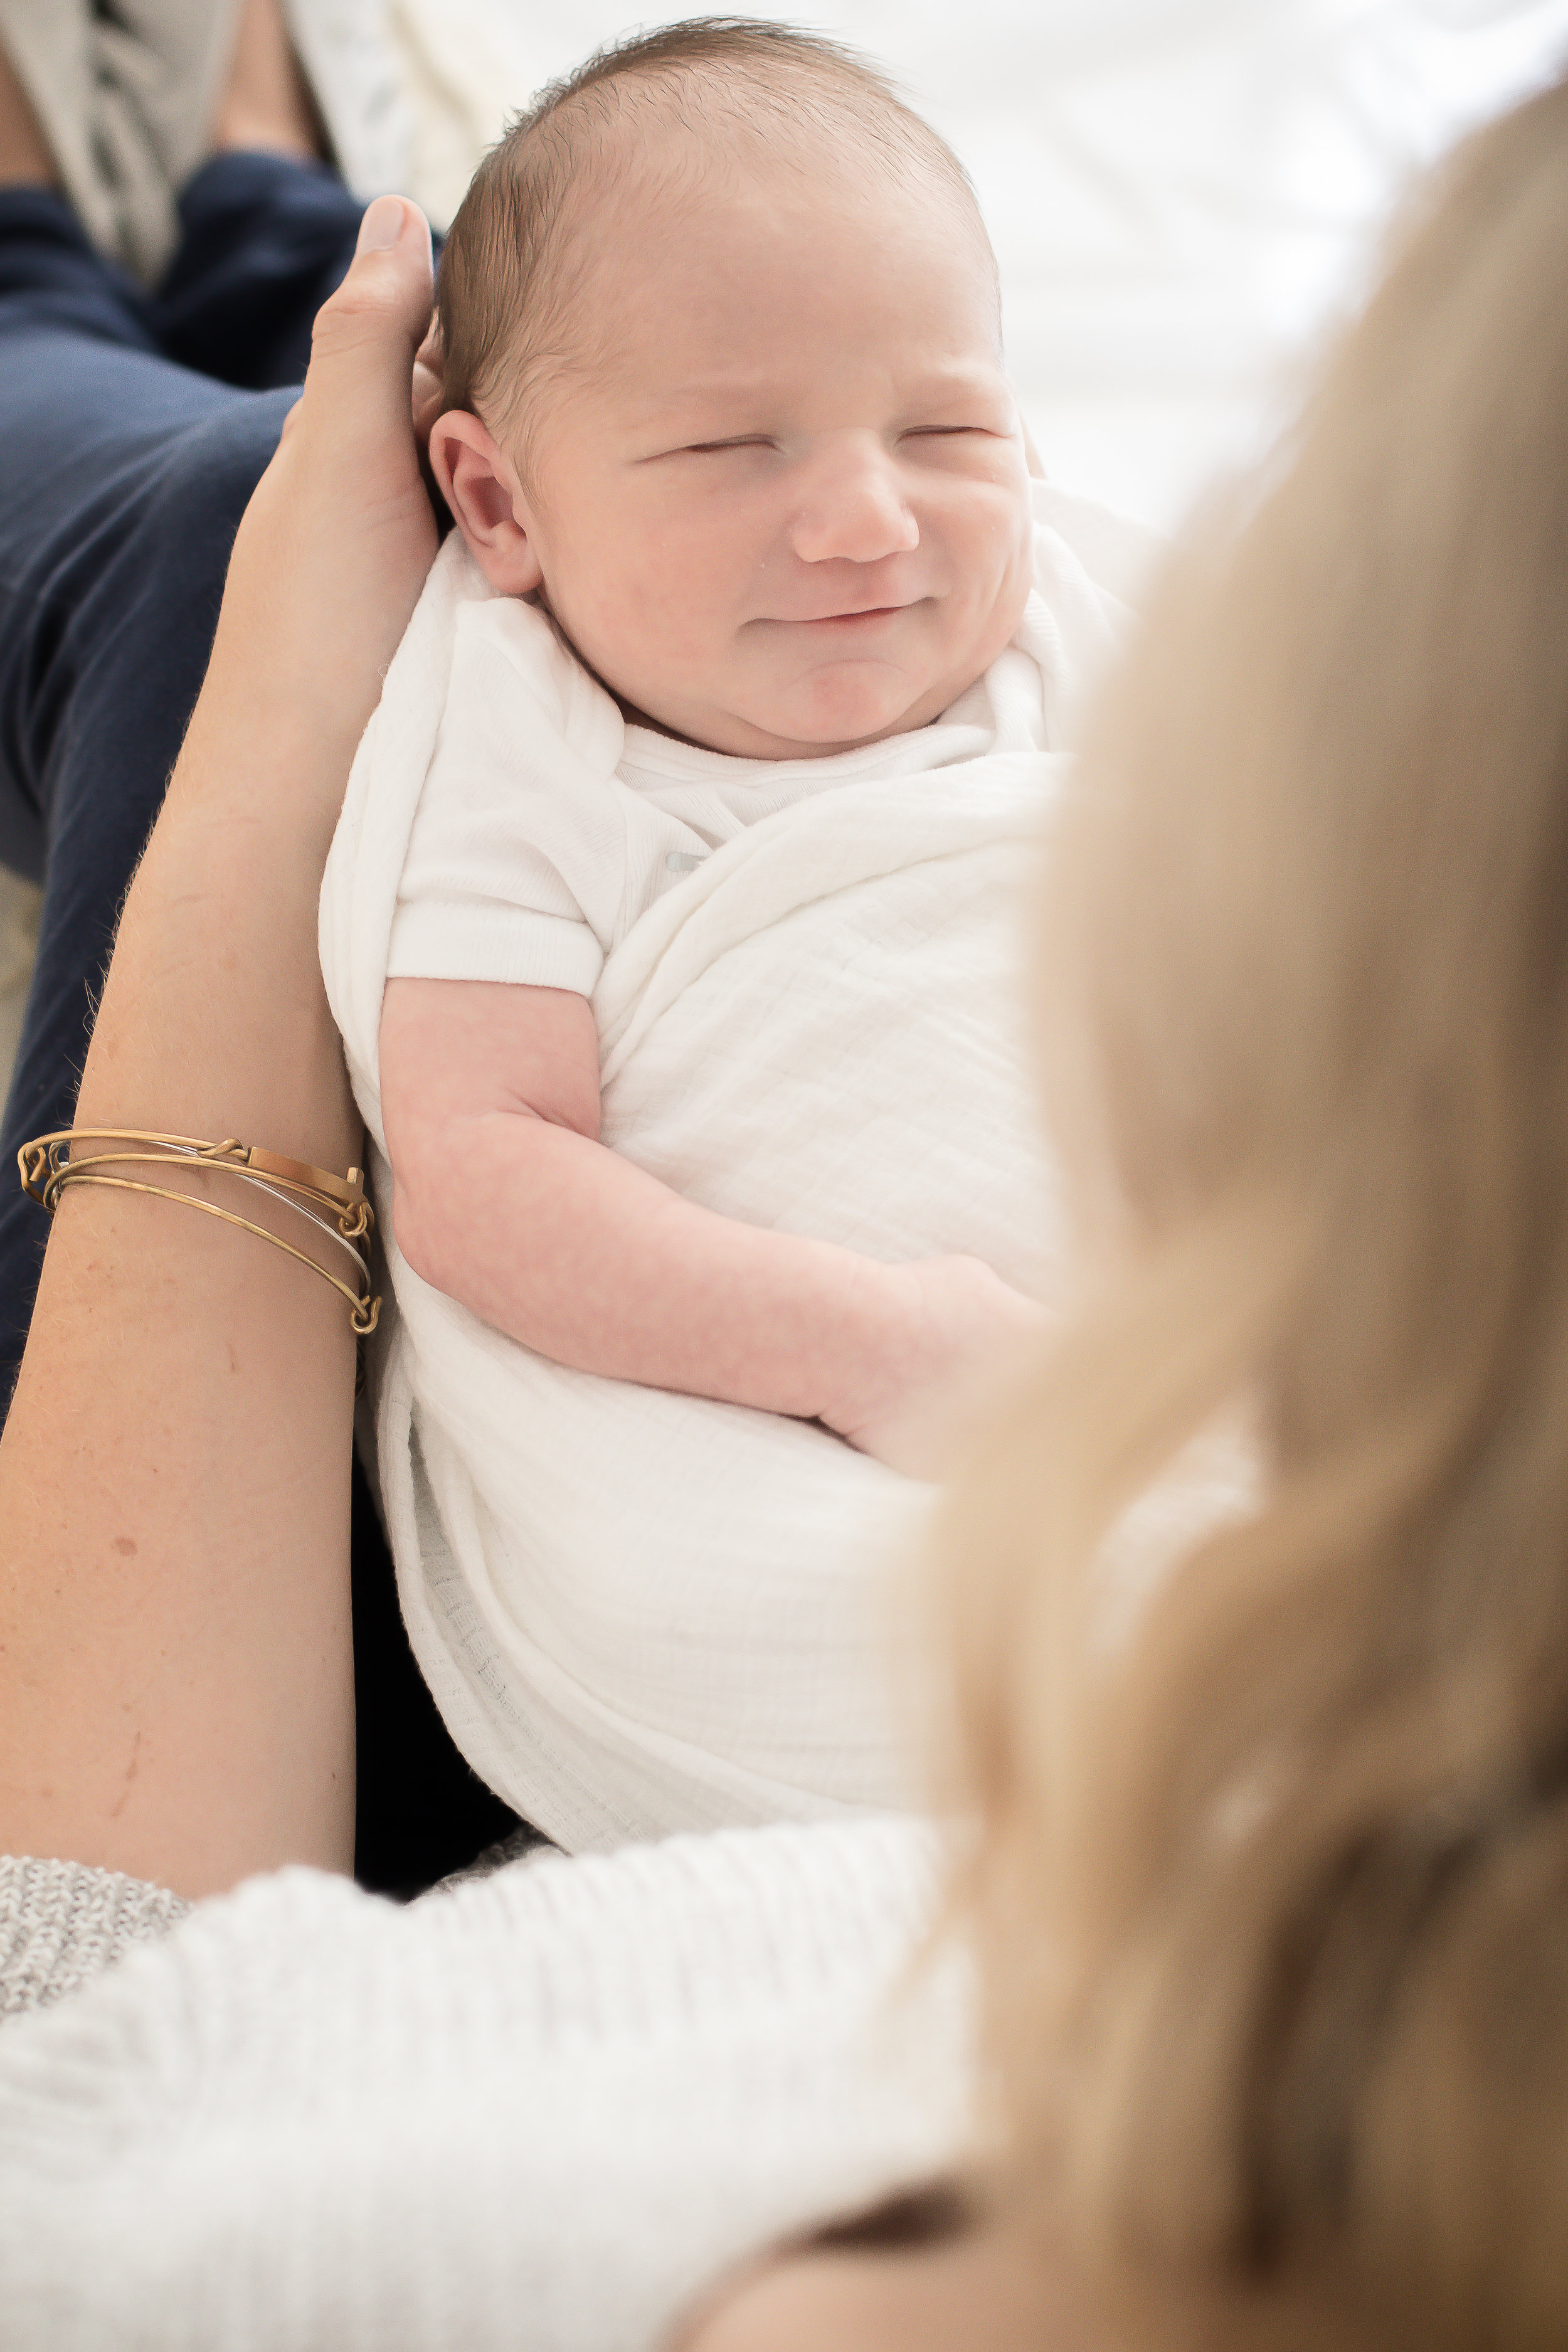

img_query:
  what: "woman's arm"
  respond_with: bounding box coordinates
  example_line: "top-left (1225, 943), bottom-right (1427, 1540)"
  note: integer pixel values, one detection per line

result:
top-left (0, 197), bottom-right (439, 1900)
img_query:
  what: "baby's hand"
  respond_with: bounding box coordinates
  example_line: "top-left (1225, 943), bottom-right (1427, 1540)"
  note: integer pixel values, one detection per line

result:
top-left (824, 1255), bottom-right (1047, 1480)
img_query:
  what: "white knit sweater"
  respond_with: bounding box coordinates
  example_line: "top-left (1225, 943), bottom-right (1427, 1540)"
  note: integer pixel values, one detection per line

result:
top-left (0, 1818), bottom-right (971, 2350)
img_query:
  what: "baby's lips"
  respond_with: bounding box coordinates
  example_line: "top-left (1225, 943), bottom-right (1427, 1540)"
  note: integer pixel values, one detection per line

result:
top-left (787, 598), bottom-right (922, 623)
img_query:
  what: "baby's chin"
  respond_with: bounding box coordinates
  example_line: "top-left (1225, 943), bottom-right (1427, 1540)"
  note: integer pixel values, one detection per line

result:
top-left (621, 666), bottom-right (979, 763)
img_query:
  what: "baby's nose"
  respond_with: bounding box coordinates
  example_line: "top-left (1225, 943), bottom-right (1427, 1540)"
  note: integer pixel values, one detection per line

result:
top-left (788, 441), bottom-right (920, 565)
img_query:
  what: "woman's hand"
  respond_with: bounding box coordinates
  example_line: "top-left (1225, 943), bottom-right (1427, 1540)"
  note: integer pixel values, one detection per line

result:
top-left (190, 194), bottom-right (441, 835)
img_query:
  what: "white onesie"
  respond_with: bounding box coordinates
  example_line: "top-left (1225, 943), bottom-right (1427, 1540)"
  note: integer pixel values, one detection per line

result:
top-left (320, 477), bottom-right (1152, 1850)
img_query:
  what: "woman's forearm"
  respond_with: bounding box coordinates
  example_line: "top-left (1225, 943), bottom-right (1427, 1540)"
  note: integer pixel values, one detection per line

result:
top-left (0, 694), bottom-right (363, 1895)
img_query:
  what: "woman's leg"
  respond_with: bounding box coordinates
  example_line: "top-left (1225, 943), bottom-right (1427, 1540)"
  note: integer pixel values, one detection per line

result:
top-left (157, 149), bottom-right (363, 388)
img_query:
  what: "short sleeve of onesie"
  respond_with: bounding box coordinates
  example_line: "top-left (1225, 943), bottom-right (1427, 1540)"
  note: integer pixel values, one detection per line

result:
top-left (386, 596), bottom-right (629, 999)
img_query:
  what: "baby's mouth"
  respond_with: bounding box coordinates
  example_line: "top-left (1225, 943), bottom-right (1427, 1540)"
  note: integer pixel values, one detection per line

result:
top-left (797, 601), bottom-right (913, 625)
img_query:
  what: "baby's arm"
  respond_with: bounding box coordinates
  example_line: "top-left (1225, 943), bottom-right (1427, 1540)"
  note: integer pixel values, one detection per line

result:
top-left (379, 977), bottom-right (1042, 1475)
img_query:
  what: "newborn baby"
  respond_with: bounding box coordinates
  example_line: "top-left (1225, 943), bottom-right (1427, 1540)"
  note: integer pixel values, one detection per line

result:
top-left (322, 19), bottom-right (1132, 1845)
top-left (384, 21), bottom-right (1041, 1475)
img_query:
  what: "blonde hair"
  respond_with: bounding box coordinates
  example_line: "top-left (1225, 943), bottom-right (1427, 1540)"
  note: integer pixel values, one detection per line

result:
top-left (945, 72), bottom-right (1568, 2349)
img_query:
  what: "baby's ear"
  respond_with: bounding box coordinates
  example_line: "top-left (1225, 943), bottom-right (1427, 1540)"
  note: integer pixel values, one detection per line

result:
top-left (426, 410), bottom-right (544, 595)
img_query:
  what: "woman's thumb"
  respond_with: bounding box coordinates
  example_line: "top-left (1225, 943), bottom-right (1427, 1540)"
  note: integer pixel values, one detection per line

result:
top-left (304, 196), bottom-right (435, 416)
top-left (356, 193), bottom-right (428, 271)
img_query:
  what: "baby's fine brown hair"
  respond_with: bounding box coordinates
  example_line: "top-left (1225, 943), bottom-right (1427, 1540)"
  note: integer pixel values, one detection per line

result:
top-left (434, 16), bottom-right (985, 447)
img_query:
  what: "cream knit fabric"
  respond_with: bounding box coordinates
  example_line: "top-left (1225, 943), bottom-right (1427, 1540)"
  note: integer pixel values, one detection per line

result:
top-left (0, 1817), bottom-right (970, 2350)
top-left (0, 1855), bottom-right (191, 2020)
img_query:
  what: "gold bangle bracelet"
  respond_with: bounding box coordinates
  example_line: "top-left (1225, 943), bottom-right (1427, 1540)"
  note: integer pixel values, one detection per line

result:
top-left (18, 1130), bottom-right (370, 1227)
top-left (23, 1140), bottom-right (373, 1274)
top-left (17, 1130), bottom-right (380, 1337)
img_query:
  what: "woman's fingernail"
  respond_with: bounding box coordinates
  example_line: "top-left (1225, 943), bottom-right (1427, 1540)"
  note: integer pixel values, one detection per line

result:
top-left (357, 195), bottom-right (405, 253)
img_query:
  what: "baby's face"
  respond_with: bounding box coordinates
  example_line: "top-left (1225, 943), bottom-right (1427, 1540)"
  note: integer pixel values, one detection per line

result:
top-left (507, 159), bottom-right (1034, 760)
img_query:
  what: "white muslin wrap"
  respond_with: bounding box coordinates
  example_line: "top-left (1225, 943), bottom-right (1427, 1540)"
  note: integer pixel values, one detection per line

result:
top-left (320, 497), bottom-right (1134, 1849)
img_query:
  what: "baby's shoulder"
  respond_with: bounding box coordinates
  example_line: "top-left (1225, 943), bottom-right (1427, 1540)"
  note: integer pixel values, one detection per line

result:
top-left (449, 587), bottom-right (620, 758)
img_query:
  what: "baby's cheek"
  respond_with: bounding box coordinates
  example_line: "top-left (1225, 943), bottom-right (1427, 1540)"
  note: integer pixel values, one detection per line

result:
top-left (977, 503), bottom-right (1035, 621)
top-left (564, 571), bottom-right (661, 682)
top-left (623, 573), bottom-right (718, 670)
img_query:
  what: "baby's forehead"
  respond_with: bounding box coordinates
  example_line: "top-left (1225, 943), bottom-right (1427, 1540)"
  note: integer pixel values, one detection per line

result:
top-left (549, 117), bottom-right (999, 356)
top-left (561, 98), bottom-right (969, 261)
top-left (553, 217), bottom-right (999, 448)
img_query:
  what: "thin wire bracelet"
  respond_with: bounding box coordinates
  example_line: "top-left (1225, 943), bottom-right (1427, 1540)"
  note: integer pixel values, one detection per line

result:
top-left (45, 1170), bottom-right (380, 1333)
top-left (17, 1130), bottom-right (381, 1335)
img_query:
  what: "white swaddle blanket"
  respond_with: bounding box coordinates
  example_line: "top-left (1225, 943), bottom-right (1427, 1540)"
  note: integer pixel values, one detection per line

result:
top-left (320, 489), bottom-right (1136, 1850)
